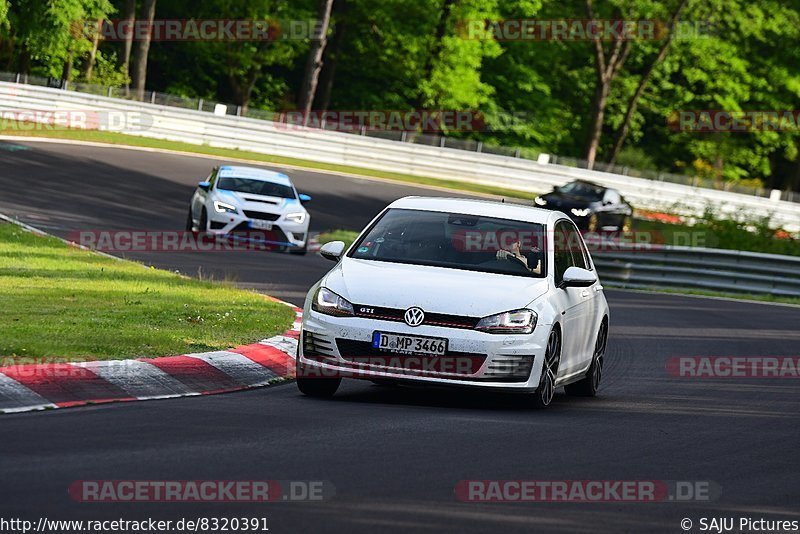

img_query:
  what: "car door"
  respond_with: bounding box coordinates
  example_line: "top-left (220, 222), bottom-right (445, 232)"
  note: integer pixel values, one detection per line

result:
top-left (550, 220), bottom-right (594, 377)
top-left (601, 189), bottom-right (625, 229)
top-left (569, 222), bottom-right (602, 368)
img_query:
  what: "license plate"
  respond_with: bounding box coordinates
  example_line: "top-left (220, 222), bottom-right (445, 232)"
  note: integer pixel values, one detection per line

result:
top-left (372, 332), bottom-right (447, 356)
top-left (250, 220), bottom-right (273, 230)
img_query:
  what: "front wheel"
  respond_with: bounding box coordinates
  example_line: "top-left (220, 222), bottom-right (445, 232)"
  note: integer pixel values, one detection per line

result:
top-left (296, 360), bottom-right (341, 398)
top-left (565, 320), bottom-right (607, 397)
top-left (185, 209), bottom-right (194, 231)
top-left (531, 328), bottom-right (561, 409)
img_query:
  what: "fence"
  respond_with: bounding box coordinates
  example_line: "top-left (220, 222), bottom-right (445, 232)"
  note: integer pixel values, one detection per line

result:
top-left (1, 79), bottom-right (799, 233)
top-left (592, 245), bottom-right (800, 297)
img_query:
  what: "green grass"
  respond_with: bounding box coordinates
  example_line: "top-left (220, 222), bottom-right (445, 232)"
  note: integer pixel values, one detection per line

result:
top-left (0, 223), bottom-right (295, 361)
top-left (318, 229), bottom-right (361, 249)
top-left (0, 127), bottom-right (533, 200)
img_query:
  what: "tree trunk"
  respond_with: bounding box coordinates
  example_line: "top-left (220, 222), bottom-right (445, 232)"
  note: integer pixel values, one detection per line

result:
top-left (85, 20), bottom-right (101, 82)
top-left (298, 0), bottom-right (335, 125)
top-left (131, 0), bottom-right (157, 101)
top-left (121, 0), bottom-right (136, 93)
top-left (607, 0), bottom-right (690, 164)
top-left (583, 0), bottom-right (629, 169)
top-left (61, 49), bottom-right (74, 83)
top-left (314, 0), bottom-right (348, 111)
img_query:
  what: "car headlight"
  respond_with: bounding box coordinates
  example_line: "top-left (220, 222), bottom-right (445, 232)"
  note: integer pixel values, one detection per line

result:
top-left (475, 309), bottom-right (537, 334)
top-left (285, 212), bottom-right (307, 224)
top-left (534, 196), bottom-right (547, 206)
top-left (213, 200), bottom-right (238, 214)
top-left (571, 208), bottom-right (591, 217)
top-left (312, 287), bottom-right (354, 317)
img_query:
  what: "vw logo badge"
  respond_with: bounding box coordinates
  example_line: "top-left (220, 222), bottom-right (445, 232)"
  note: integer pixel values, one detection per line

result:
top-left (404, 307), bottom-right (425, 327)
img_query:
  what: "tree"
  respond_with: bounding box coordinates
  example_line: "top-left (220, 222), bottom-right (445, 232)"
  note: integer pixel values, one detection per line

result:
top-left (131, 0), bottom-right (156, 99)
top-left (120, 0), bottom-right (135, 91)
top-left (298, 0), bottom-right (334, 122)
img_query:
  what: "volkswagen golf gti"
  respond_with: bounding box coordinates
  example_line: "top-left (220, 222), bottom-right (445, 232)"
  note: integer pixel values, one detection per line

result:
top-left (297, 197), bottom-right (609, 408)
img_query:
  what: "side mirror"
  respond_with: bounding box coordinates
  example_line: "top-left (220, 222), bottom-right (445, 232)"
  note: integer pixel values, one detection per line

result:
top-left (198, 181), bottom-right (211, 192)
top-left (559, 266), bottom-right (597, 289)
top-left (320, 240), bottom-right (346, 262)
top-left (298, 193), bottom-right (312, 204)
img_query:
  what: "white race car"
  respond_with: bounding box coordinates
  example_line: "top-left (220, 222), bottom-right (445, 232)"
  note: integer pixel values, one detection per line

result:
top-left (297, 196), bottom-right (609, 408)
top-left (187, 165), bottom-right (311, 254)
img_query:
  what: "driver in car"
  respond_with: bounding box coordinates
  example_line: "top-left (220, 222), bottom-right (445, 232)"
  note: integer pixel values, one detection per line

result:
top-left (496, 240), bottom-right (542, 274)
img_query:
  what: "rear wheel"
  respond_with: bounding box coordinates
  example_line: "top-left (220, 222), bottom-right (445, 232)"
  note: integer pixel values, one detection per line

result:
top-left (565, 320), bottom-right (607, 397)
top-left (532, 328), bottom-right (561, 409)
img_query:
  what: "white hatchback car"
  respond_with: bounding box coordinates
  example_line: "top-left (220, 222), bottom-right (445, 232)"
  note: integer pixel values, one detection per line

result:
top-left (297, 197), bottom-right (609, 408)
top-left (187, 165), bottom-right (311, 254)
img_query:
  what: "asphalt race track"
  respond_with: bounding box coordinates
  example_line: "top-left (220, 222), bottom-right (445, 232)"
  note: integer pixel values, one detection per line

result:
top-left (1, 140), bottom-right (799, 533)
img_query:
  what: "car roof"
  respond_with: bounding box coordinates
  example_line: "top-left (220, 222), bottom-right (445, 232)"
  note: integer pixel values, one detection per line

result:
top-left (218, 165), bottom-right (292, 185)
top-left (388, 196), bottom-right (562, 225)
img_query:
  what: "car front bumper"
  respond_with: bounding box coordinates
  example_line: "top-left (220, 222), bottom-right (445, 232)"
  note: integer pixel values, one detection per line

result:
top-left (207, 212), bottom-right (308, 248)
top-left (298, 309), bottom-right (550, 392)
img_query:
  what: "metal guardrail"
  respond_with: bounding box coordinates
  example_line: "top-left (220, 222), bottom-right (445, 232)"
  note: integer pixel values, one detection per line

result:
top-left (1, 81), bottom-right (800, 233)
top-left (592, 245), bottom-right (800, 297)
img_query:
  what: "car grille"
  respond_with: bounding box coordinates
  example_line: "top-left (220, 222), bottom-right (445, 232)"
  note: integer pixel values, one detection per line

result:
top-left (351, 305), bottom-right (481, 330)
top-left (243, 211), bottom-right (281, 221)
top-left (335, 339), bottom-right (485, 377)
top-left (303, 331), bottom-right (337, 363)
top-left (244, 198), bottom-right (279, 205)
top-left (483, 355), bottom-right (535, 381)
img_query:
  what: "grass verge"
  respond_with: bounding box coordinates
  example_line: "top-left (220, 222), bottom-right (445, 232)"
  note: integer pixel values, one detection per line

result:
top-left (318, 229), bottom-right (360, 249)
top-left (0, 223), bottom-right (295, 361)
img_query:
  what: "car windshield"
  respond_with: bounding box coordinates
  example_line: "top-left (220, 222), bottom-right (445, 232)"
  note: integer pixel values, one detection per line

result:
top-left (349, 208), bottom-right (547, 278)
top-left (557, 181), bottom-right (604, 200)
top-left (217, 177), bottom-right (295, 198)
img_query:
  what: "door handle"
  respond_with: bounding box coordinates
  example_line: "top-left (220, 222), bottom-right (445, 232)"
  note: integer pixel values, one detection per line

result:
top-left (581, 289), bottom-right (590, 298)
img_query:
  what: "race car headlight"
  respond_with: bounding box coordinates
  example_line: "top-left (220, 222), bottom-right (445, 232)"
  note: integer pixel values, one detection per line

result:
top-left (312, 287), bottom-right (354, 317)
top-left (213, 200), bottom-right (238, 214)
top-left (571, 208), bottom-right (591, 217)
top-left (475, 309), bottom-right (537, 334)
top-left (534, 196), bottom-right (547, 206)
top-left (285, 212), bottom-right (307, 224)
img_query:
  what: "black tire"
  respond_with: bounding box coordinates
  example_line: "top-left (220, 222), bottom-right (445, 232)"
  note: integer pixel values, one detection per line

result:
top-left (199, 208), bottom-right (208, 233)
top-left (565, 319), bottom-right (608, 397)
top-left (531, 328), bottom-right (561, 409)
top-left (296, 360), bottom-right (341, 398)
top-left (289, 243), bottom-right (308, 256)
top-left (185, 209), bottom-right (194, 231)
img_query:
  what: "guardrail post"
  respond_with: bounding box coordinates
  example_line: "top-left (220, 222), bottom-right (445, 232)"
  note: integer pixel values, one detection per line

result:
top-left (198, 98), bottom-right (203, 111)
top-left (360, 126), bottom-right (366, 136)
top-left (441, 137), bottom-right (447, 148)
top-left (14, 73), bottom-right (20, 83)
top-left (107, 86), bottom-right (113, 97)
top-left (400, 131), bottom-right (407, 142)
top-left (236, 105), bottom-right (242, 116)
top-left (476, 141), bottom-right (483, 153)
top-left (515, 148), bottom-right (521, 158)
top-left (63, 80), bottom-right (69, 91)
top-left (150, 91), bottom-right (156, 104)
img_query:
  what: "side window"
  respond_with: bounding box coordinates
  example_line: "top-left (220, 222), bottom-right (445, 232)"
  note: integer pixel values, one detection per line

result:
top-left (564, 222), bottom-right (589, 270)
top-left (603, 189), bottom-right (621, 205)
top-left (553, 221), bottom-right (576, 284)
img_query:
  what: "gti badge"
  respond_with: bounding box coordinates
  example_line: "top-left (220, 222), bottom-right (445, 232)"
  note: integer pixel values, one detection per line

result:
top-left (404, 307), bottom-right (425, 327)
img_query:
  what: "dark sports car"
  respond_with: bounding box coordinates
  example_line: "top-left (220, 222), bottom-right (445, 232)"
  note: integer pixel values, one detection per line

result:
top-left (534, 180), bottom-right (634, 232)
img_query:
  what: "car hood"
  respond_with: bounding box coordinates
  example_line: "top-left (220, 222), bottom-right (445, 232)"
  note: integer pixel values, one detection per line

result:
top-left (323, 258), bottom-right (549, 317)
top-left (216, 190), bottom-right (302, 211)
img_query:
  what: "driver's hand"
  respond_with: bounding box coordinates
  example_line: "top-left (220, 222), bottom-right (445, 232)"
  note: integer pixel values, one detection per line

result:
top-left (496, 250), bottom-right (511, 260)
